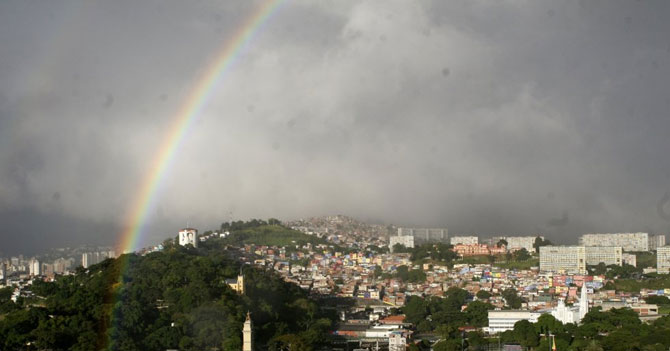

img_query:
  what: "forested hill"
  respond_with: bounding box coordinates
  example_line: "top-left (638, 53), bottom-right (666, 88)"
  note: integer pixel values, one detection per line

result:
top-left (0, 241), bottom-right (333, 350)
top-left (215, 220), bottom-right (330, 247)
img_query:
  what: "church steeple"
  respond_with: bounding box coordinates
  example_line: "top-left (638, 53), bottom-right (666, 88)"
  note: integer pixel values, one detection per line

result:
top-left (578, 285), bottom-right (589, 321)
top-left (243, 312), bottom-right (253, 351)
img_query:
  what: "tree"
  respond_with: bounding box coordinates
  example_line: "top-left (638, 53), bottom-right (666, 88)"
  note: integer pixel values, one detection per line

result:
top-left (497, 239), bottom-right (508, 248)
top-left (513, 319), bottom-right (539, 348)
top-left (533, 236), bottom-right (553, 253)
top-left (502, 288), bottom-right (523, 309)
top-left (645, 295), bottom-right (670, 305)
top-left (465, 301), bottom-right (494, 327)
top-left (475, 290), bottom-right (491, 300)
top-left (513, 248), bottom-right (531, 261)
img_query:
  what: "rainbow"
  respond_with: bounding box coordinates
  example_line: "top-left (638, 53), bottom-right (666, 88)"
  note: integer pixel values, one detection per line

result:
top-left (117, 0), bottom-right (285, 255)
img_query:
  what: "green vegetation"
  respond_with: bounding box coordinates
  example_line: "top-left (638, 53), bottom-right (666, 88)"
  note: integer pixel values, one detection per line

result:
top-left (0, 235), bottom-right (333, 350)
top-left (495, 258), bottom-right (539, 270)
top-left (603, 273), bottom-right (670, 292)
top-left (493, 307), bottom-right (670, 351)
top-left (214, 223), bottom-right (329, 248)
top-left (403, 287), bottom-right (493, 332)
top-left (533, 236), bottom-right (553, 253)
top-left (635, 251), bottom-right (657, 268)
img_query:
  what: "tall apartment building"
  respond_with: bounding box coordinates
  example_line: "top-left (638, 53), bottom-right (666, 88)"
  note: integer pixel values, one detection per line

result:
top-left (540, 246), bottom-right (586, 274)
top-left (489, 236), bottom-right (544, 252)
top-left (584, 246), bottom-right (623, 266)
top-left (397, 227), bottom-right (448, 245)
top-left (657, 246), bottom-right (670, 274)
top-left (178, 228), bottom-right (199, 248)
top-left (579, 233), bottom-right (649, 252)
top-left (649, 235), bottom-right (666, 251)
top-left (29, 259), bottom-right (41, 276)
top-left (450, 235), bottom-right (479, 245)
top-left (389, 235), bottom-right (415, 251)
top-left (82, 251), bottom-right (116, 269)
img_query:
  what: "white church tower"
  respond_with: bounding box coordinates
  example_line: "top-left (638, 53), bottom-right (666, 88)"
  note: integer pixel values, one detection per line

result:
top-left (243, 312), bottom-right (253, 351)
top-left (578, 285), bottom-right (589, 321)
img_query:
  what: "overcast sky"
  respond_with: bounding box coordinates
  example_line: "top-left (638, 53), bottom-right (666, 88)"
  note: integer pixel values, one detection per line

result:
top-left (2, 0), bottom-right (670, 255)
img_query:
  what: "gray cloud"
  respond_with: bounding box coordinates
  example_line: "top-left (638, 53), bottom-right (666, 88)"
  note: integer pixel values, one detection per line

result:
top-left (1, 0), bottom-right (670, 254)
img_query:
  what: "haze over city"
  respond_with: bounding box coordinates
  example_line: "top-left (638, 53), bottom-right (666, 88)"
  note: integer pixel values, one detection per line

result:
top-left (2, 0), bottom-right (670, 255)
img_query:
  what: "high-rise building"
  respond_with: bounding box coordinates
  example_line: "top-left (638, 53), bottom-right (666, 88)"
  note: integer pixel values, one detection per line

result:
top-left (389, 235), bottom-right (415, 251)
top-left (489, 236), bottom-right (544, 252)
top-left (397, 227), bottom-right (448, 245)
top-left (243, 312), bottom-right (253, 351)
top-left (579, 233), bottom-right (649, 252)
top-left (657, 246), bottom-right (670, 274)
top-left (585, 246), bottom-right (623, 266)
top-left (539, 246), bottom-right (586, 274)
top-left (29, 259), bottom-right (41, 276)
top-left (649, 235), bottom-right (666, 251)
top-left (450, 236), bottom-right (479, 245)
top-left (1, 263), bottom-right (6, 282)
top-left (178, 228), bottom-right (198, 248)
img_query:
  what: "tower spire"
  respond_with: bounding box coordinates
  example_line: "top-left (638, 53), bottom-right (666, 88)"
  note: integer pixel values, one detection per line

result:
top-left (578, 284), bottom-right (589, 321)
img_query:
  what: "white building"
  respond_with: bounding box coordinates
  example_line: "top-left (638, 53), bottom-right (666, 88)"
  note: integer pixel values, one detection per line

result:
top-left (551, 286), bottom-right (589, 324)
top-left (579, 233), bottom-right (649, 252)
top-left (389, 235), bottom-right (414, 252)
top-left (584, 246), bottom-right (622, 266)
top-left (622, 253), bottom-right (637, 267)
top-left (1, 263), bottom-right (6, 281)
top-left (389, 330), bottom-right (407, 351)
top-left (178, 228), bottom-right (198, 248)
top-left (657, 246), bottom-right (670, 274)
top-left (488, 310), bottom-right (542, 333)
top-left (397, 227), bottom-right (448, 244)
top-left (450, 236), bottom-right (479, 245)
top-left (540, 246), bottom-right (586, 274)
top-left (649, 235), bottom-right (666, 251)
top-left (29, 259), bottom-right (40, 276)
top-left (490, 236), bottom-right (543, 252)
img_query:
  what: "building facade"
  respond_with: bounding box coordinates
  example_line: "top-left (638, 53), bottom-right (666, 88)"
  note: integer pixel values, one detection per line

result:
top-left (579, 233), bottom-right (649, 252)
top-left (539, 246), bottom-right (586, 274)
top-left (453, 244), bottom-right (506, 257)
top-left (488, 311), bottom-right (541, 333)
top-left (178, 228), bottom-right (198, 248)
top-left (649, 235), bottom-right (667, 251)
top-left (389, 330), bottom-right (407, 351)
top-left (622, 253), bottom-right (637, 267)
top-left (489, 236), bottom-right (544, 253)
top-left (389, 235), bottom-right (415, 251)
top-left (397, 227), bottom-right (448, 245)
top-left (29, 259), bottom-right (40, 276)
top-left (450, 236), bottom-right (479, 245)
top-left (584, 246), bottom-right (623, 266)
top-left (657, 246), bottom-right (670, 274)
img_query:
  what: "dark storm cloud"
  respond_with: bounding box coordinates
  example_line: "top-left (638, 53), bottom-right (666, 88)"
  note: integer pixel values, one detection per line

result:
top-left (1, 0), bottom-right (670, 254)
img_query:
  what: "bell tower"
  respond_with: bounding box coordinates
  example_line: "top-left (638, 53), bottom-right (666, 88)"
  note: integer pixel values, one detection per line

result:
top-left (243, 312), bottom-right (253, 351)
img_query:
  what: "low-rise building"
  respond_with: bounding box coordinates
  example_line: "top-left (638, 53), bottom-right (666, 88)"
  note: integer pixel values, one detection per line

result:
top-left (450, 236), bottom-right (479, 245)
top-left (488, 310), bottom-right (542, 333)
